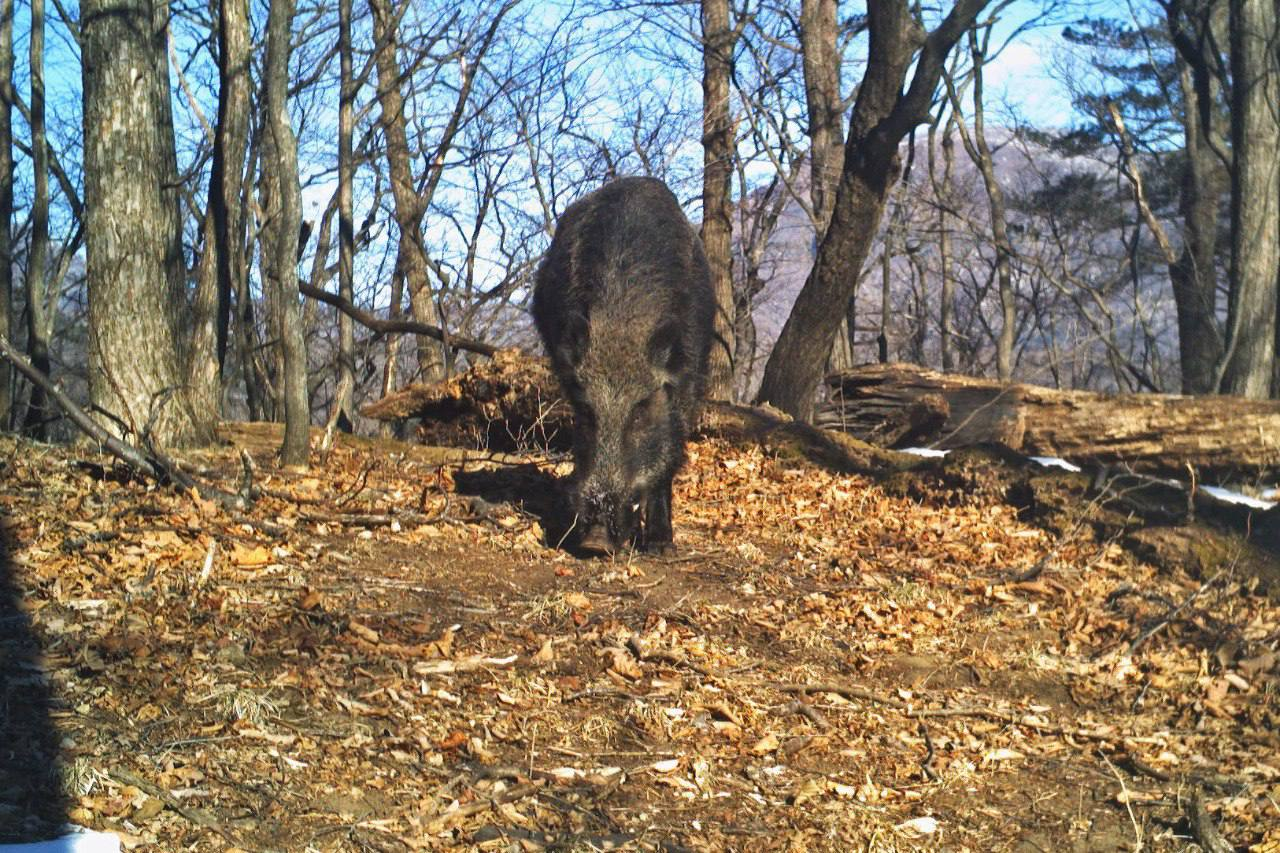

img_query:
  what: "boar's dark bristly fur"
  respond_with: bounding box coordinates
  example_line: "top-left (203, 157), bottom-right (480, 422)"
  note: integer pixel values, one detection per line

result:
top-left (532, 177), bottom-right (714, 555)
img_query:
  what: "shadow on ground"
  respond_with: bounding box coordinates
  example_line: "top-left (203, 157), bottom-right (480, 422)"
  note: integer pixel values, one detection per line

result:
top-left (452, 463), bottom-right (574, 546)
top-left (0, 513), bottom-right (68, 840)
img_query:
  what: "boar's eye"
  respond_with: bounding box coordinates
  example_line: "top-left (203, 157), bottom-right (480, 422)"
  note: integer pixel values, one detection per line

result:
top-left (646, 322), bottom-right (685, 380)
top-left (630, 388), bottom-right (667, 424)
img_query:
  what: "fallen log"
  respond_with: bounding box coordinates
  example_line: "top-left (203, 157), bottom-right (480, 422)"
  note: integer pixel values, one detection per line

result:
top-left (819, 363), bottom-right (1280, 482)
top-left (361, 349), bottom-right (572, 452)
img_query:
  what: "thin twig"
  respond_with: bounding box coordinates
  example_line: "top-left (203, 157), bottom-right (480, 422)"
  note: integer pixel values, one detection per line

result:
top-left (1099, 749), bottom-right (1143, 852)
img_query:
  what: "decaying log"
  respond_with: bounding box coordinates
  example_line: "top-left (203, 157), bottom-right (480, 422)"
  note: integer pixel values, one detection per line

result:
top-left (361, 349), bottom-right (572, 451)
top-left (820, 363), bottom-right (1280, 482)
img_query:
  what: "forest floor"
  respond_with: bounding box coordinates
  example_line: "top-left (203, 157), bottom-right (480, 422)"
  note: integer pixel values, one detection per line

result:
top-left (1, 418), bottom-right (1278, 852)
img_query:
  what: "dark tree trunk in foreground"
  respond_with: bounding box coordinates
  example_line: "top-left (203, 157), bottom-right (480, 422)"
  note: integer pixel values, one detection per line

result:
top-left (81, 0), bottom-right (210, 446)
top-left (701, 0), bottom-right (737, 401)
top-left (756, 0), bottom-right (990, 420)
top-left (0, 0), bottom-right (13, 428)
top-left (262, 0), bottom-right (309, 465)
top-left (1220, 0), bottom-right (1279, 398)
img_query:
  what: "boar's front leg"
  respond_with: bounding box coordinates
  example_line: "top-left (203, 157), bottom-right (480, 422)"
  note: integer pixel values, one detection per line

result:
top-left (641, 476), bottom-right (676, 555)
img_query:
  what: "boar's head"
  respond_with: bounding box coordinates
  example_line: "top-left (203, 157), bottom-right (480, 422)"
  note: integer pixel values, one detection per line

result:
top-left (559, 317), bottom-right (690, 554)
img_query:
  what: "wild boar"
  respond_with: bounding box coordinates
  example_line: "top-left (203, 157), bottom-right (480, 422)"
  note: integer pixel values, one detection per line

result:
top-left (532, 176), bottom-right (714, 555)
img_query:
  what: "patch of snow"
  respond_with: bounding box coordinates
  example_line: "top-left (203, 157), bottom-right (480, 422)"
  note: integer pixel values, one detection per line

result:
top-left (1200, 485), bottom-right (1277, 511)
top-left (0, 827), bottom-right (121, 853)
top-left (899, 447), bottom-right (949, 458)
top-left (1030, 456), bottom-right (1083, 473)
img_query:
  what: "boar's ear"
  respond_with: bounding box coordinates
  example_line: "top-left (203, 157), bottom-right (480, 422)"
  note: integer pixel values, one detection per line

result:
top-left (647, 321), bottom-right (686, 384)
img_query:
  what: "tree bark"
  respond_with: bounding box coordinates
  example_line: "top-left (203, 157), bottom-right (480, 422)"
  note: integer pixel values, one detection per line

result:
top-left (81, 0), bottom-right (209, 446)
top-left (937, 119), bottom-right (956, 371)
top-left (948, 28), bottom-right (1015, 381)
top-left (189, 204), bottom-right (222, 419)
top-left (368, 0), bottom-right (446, 384)
top-left (1166, 0), bottom-right (1227, 394)
top-left (262, 0), bottom-right (309, 464)
top-left (799, 0), bottom-right (854, 373)
top-left (821, 362), bottom-right (1280, 481)
top-left (22, 0), bottom-right (50, 437)
top-left (0, 0), bottom-right (13, 428)
top-left (189, 0), bottom-right (252, 421)
top-left (336, 0), bottom-right (355, 431)
top-left (701, 0), bottom-right (736, 401)
top-left (1220, 0), bottom-right (1279, 398)
top-left (755, 0), bottom-right (990, 420)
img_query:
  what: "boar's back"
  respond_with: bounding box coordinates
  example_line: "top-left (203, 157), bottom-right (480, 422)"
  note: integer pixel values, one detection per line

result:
top-left (531, 176), bottom-right (714, 403)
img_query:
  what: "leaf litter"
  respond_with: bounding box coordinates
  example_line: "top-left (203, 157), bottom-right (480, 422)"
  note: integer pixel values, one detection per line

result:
top-left (0, 421), bottom-right (1277, 851)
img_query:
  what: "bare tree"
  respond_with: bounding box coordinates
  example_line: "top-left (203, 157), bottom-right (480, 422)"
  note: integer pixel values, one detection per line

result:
top-left (210, 0), bottom-right (252, 415)
top-left (81, 0), bottom-right (211, 446)
top-left (1219, 0), bottom-right (1278, 397)
top-left (261, 0), bottom-right (309, 464)
top-left (335, 0), bottom-right (355, 430)
top-left (945, 24), bottom-right (1016, 381)
top-left (756, 0), bottom-right (990, 419)
top-left (1165, 0), bottom-right (1229, 393)
top-left (22, 0), bottom-right (50, 437)
top-left (701, 0), bottom-right (739, 401)
top-left (798, 0), bottom-right (857, 372)
top-left (368, 0), bottom-right (514, 385)
top-left (926, 112), bottom-right (958, 371)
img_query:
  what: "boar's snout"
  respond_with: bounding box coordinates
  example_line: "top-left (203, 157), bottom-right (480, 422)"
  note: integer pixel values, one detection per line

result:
top-left (576, 524), bottom-right (614, 556)
top-left (571, 487), bottom-right (640, 555)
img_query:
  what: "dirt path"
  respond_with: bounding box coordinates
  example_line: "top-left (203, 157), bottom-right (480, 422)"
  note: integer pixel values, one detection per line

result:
top-left (1, 425), bottom-right (1276, 851)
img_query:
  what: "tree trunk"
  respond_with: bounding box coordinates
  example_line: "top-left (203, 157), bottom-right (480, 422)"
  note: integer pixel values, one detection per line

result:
top-left (700, 0), bottom-right (736, 401)
top-left (262, 0), bottom-right (309, 464)
top-left (755, 0), bottom-right (990, 419)
top-left (22, 0), bottom-right (50, 438)
top-left (335, 0), bottom-right (355, 432)
top-left (380, 271), bottom-right (404, 436)
top-left (215, 0), bottom-right (251, 375)
top-left (949, 28), bottom-right (1015, 381)
top-left (189, 205), bottom-right (221, 419)
top-left (0, 0), bottom-right (12, 429)
top-left (190, 0), bottom-right (252, 421)
top-left (81, 0), bottom-right (209, 446)
top-left (800, 0), bottom-right (855, 375)
top-left (938, 120), bottom-right (956, 371)
top-left (1220, 0), bottom-right (1279, 398)
top-left (1168, 36), bottom-right (1227, 393)
top-left (820, 362), bottom-right (1280, 481)
top-left (369, 0), bottom-right (446, 384)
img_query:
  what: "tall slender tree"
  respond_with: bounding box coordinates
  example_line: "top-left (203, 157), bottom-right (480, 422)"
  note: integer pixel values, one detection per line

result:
top-left (700, 0), bottom-right (737, 401)
top-left (799, 0), bottom-right (856, 372)
top-left (22, 0), bottom-right (49, 437)
top-left (261, 0), bottom-right (310, 464)
top-left (946, 25), bottom-right (1016, 381)
top-left (1219, 0), bottom-right (1279, 397)
top-left (212, 0), bottom-right (252, 404)
top-left (335, 0), bottom-right (355, 430)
